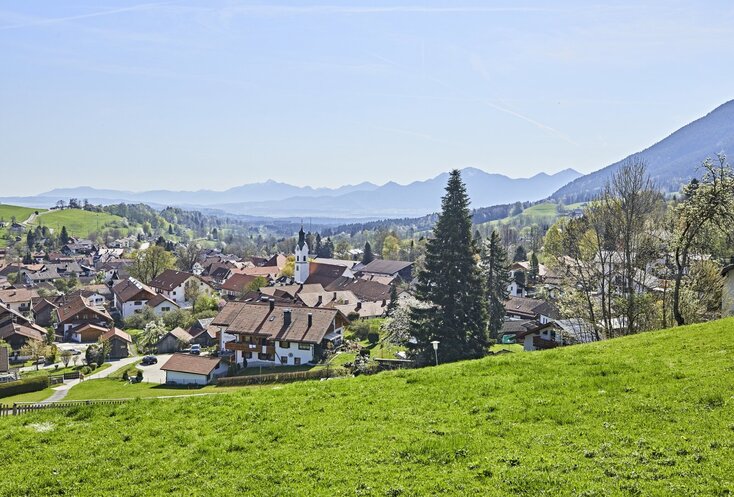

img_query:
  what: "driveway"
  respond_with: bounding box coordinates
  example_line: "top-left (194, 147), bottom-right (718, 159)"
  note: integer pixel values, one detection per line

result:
top-left (136, 354), bottom-right (172, 384)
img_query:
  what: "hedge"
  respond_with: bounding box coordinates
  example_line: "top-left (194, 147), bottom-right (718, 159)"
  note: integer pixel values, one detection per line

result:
top-left (0, 376), bottom-right (49, 399)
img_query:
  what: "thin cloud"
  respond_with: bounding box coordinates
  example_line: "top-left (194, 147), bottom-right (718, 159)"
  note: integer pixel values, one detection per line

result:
top-left (0, 2), bottom-right (171, 31)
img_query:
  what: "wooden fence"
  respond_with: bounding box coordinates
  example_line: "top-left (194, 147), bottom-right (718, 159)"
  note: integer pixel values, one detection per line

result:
top-left (217, 366), bottom-right (349, 387)
top-left (0, 399), bottom-right (130, 417)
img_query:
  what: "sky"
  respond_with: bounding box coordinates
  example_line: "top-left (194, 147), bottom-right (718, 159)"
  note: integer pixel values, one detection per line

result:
top-left (1, 1), bottom-right (734, 196)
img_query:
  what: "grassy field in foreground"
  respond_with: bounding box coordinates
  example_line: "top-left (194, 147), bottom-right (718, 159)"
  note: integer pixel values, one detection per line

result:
top-left (1, 319), bottom-right (733, 496)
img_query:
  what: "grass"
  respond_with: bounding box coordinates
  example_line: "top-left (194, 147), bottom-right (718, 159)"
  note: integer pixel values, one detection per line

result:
top-left (29, 208), bottom-right (128, 239)
top-left (0, 204), bottom-right (44, 247)
top-left (63, 378), bottom-right (249, 400)
top-left (0, 387), bottom-right (54, 404)
top-left (1, 318), bottom-right (733, 495)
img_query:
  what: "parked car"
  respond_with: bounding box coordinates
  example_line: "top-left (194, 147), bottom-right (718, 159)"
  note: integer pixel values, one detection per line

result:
top-left (190, 344), bottom-right (201, 355)
top-left (69, 348), bottom-right (82, 355)
top-left (141, 355), bottom-right (158, 365)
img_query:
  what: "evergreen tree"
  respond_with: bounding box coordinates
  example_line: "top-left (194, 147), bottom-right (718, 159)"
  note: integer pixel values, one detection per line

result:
top-left (482, 230), bottom-right (511, 339)
top-left (315, 233), bottom-right (322, 256)
top-left (529, 253), bottom-right (540, 283)
top-left (168, 224), bottom-right (174, 235)
top-left (386, 284), bottom-right (399, 316)
top-left (409, 170), bottom-right (488, 365)
top-left (362, 241), bottom-right (375, 264)
top-left (60, 226), bottom-right (69, 245)
top-left (513, 245), bottom-right (527, 262)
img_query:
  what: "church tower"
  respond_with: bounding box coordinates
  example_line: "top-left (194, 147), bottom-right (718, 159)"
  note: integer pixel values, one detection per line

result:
top-left (294, 226), bottom-right (310, 284)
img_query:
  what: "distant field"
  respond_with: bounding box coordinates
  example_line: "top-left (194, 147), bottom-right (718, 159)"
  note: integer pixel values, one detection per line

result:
top-left (0, 204), bottom-right (47, 247)
top-left (30, 209), bottom-right (128, 238)
top-left (1, 318), bottom-right (732, 495)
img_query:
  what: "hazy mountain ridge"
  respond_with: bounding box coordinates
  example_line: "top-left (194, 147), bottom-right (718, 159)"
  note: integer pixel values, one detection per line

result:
top-left (552, 100), bottom-right (734, 201)
top-left (19, 168), bottom-right (582, 219)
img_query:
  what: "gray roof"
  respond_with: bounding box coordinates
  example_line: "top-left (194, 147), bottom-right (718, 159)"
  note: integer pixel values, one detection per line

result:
top-left (358, 259), bottom-right (413, 276)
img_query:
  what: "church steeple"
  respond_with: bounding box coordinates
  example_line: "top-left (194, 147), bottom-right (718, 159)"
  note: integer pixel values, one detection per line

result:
top-left (294, 225), bottom-right (310, 284)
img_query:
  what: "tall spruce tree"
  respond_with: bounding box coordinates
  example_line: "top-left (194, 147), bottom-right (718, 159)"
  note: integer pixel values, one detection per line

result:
top-left (529, 252), bottom-right (540, 283)
top-left (482, 230), bottom-right (511, 339)
top-left (409, 170), bottom-right (488, 365)
top-left (362, 241), bottom-right (375, 264)
top-left (60, 226), bottom-right (70, 245)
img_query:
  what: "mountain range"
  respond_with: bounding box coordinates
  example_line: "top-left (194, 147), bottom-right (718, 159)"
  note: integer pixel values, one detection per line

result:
top-left (3, 169), bottom-right (582, 220)
top-left (3, 99), bottom-right (733, 221)
top-left (552, 100), bottom-right (734, 201)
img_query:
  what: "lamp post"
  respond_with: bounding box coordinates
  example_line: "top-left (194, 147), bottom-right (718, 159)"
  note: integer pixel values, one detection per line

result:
top-left (430, 340), bottom-right (440, 366)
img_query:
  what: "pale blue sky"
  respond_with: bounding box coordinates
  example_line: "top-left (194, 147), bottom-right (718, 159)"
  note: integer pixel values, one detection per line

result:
top-left (1, 1), bottom-right (733, 195)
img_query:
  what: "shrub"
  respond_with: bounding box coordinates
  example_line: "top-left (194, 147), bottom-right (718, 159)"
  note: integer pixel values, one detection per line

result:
top-left (347, 312), bottom-right (361, 322)
top-left (136, 371), bottom-right (143, 381)
top-left (89, 363), bottom-right (98, 371)
top-left (122, 371), bottom-right (129, 382)
top-left (0, 376), bottom-right (49, 399)
top-left (80, 366), bottom-right (92, 375)
top-left (367, 332), bottom-right (380, 344)
top-left (351, 322), bottom-right (371, 340)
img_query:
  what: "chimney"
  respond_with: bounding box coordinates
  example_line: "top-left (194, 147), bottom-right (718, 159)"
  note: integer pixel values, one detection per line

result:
top-left (381, 299), bottom-right (387, 307)
top-left (317, 295), bottom-right (323, 306)
top-left (356, 302), bottom-right (362, 310)
top-left (284, 308), bottom-right (292, 326)
top-left (307, 313), bottom-right (313, 327)
top-left (269, 298), bottom-right (275, 311)
top-left (333, 291), bottom-right (337, 301)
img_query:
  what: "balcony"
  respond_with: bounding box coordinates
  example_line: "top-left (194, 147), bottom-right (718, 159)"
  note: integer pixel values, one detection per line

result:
top-left (225, 342), bottom-right (276, 355)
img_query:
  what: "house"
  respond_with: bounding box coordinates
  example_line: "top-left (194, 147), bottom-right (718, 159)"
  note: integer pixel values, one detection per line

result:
top-left (160, 353), bottom-right (227, 385)
top-left (220, 273), bottom-right (259, 298)
top-left (212, 300), bottom-right (349, 367)
top-left (721, 264), bottom-right (734, 316)
top-left (355, 259), bottom-right (413, 284)
top-left (112, 277), bottom-right (157, 319)
top-left (70, 323), bottom-right (109, 343)
top-left (506, 279), bottom-right (527, 298)
top-left (0, 288), bottom-right (38, 313)
top-left (157, 327), bottom-right (193, 354)
top-left (304, 262), bottom-right (352, 287)
top-left (504, 296), bottom-right (559, 324)
top-left (100, 327), bottom-right (133, 358)
top-left (55, 295), bottom-right (113, 340)
top-left (188, 318), bottom-right (216, 347)
top-left (61, 239), bottom-right (95, 255)
top-left (146, 294), bottom-right (180, 316)
top-left (515, 321), bottom-right (564, 351)
top-left (0, 321), bottom-right (46, 350)
top-left (148, 269), bottom-right (215, 307)
top-left (32, 298), bottom-right (58, 327)
top-left (555, 318), bottom-right (600, 344)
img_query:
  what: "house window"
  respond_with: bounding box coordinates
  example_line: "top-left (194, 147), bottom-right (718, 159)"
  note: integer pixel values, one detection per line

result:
top-left (281, 356), bottom-right (288, 365)
top-left (258, 353), bottom-right (269, 361)
top-left (244, 352), bottom-right (252, 359)
top-left (161, 307), bottom-right (170, 312)
top-left (280, 341), bottom-right (290, 349)
top-left (294, 357), bottom-right (301, 366)
top-left (298, 343), bottom-right (311, 350)
top-left (134, 301), bottom-right (142, 306)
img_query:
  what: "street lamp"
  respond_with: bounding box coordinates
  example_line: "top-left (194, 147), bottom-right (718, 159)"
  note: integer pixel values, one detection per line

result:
top-left (430, 340), bottom-right (440, 366)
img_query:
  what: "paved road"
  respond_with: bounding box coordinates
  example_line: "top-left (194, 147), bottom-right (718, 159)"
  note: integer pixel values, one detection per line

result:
top-left (41, 356), bottom-right (141, 403)
top-left (137, 354), bottom-right (172, 384)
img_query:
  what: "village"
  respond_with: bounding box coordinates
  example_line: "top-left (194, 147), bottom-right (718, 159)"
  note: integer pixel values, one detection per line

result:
top-left (3, 183), bottom-right (733, 406)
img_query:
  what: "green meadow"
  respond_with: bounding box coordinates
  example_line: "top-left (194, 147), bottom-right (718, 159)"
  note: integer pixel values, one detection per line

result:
top-left (0, 318), bottom-right (732, 496)
top-left (30, 208), bottom-right (128, 238)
